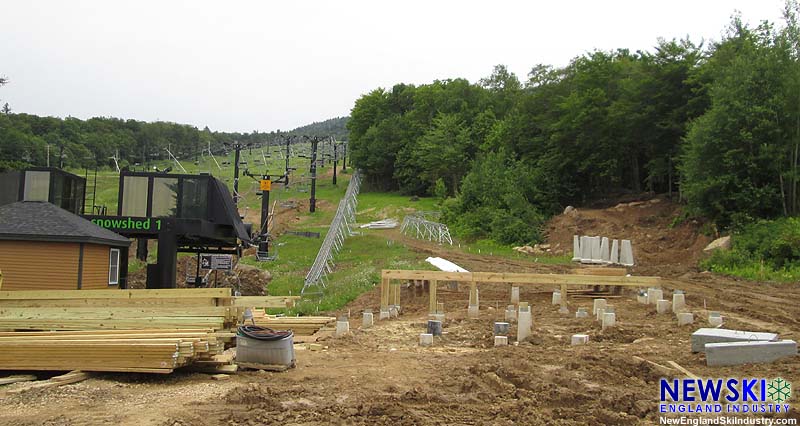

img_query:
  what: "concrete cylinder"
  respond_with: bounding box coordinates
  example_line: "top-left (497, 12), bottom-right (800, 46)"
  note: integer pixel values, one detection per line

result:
top-left (494, 336), bottom-right (508, 347)
top-left (602, 312), bottom-right (616, 330)
top-left (511, 286), bottom-right (520, 304)
top-left (677, 312), bottom-right (694, 326)
top-left (419, 333), bottom-right (433, 346)
top-left (362, 312), bottom-right (374, 328)
top-left (672, 293), bottom-right (686, 313)
top-left (494, 322), bottom-right (510, 336)
top-left (575, 308), bottom-right (589, 319)
top-left (427, 320), bottom-right (443, 336)
top-left (335, 320), bottom-right (350, 337)
top-left (552, 291), bottom-right (561, 305)
top-left (656, 299), bottom-right (671, 314)
top-left (592, 299), bottom-right (607, 315)
top-left (517, 306), bottom-right (532, 342)
top-left (571, 334), bottom-right (589, 345)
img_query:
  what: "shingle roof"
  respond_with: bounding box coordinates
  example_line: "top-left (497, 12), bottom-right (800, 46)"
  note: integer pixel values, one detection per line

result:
top-left (0, 201), bottom-right (131, 247)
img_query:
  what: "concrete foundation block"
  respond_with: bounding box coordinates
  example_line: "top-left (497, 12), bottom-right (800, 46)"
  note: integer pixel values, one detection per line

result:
top-left (558, 306), bottom-right (569, 314)
top-left (494, 336), bottom-right (508, 347)
top-left (592, 299), bottom-right (607, 316)
top-left (517, 307), bottom-right (532, 342)
top-left (620, 239), bottom-right (634, 266)
top-left (389, 305), bottom-right (399, 318)
top-left (705, 340), bottom-right (797, 367)
top-left (600, 237), bottom-right (611, 263)
top-left (419, 333), bottom-right (433, 347)
top-left (572, 235), bottom-right (581, 262)
top-left (335, 320), bottom-right (350, 337)
top-left (504, 306), bottom-right (517, 322)
top-left (656, 299), bottom-right (671, 314)
top-left (575, 308), bottom-right (589, 319)
top-left (602, 312), bottom-right (616, 329)
top-left (580, 236), bottom-right (592, 263)
top-left (610, 239), bottom-right (620, 264)
top-left (467, 304), bottom-right (479, 319)
top-left (552, 291), bottom-right (561, 305)
top-left (691, 328), bottom-right (779, 353)
top-left (590, 236), bottom-right (603, 263)
top-left (637, 295), bottom-right (647, 304)
top-left (362, 312), bottom-right (374, 328)
top-left (494, 322), bottom-right (510, 336)
top-left (427, 320), bottom-right (443, 336)
top-left (379, 310), bottom-right (390, 320)
top-left (708, 313), bottom-right (723, 327)
top-left (672, 293), bottom-right (686, 313)
top-left (647, 289), bottom-right (663, 305)
top-left (571, 334), bottom-right (590, 345)
top-left (511, 286), bottom-right (520, 304)
top-left (677, 312), bottom-right (694, 326)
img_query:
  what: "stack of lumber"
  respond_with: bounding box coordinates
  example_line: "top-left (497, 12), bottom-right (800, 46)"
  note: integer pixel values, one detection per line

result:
top-left (250, 310), bottom-right (336, 336)
top-left (0, 289), bottom-right (299, 332)
top-left (0, 329), bottom-right (229, 374)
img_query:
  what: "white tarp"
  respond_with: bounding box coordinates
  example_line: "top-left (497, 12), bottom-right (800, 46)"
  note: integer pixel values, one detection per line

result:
top-left (425, 256), bottom-right (469, 272)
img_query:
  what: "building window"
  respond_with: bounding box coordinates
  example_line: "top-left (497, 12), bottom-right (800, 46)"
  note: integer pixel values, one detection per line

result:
top-left (109, 248), bottom-right (120, 285)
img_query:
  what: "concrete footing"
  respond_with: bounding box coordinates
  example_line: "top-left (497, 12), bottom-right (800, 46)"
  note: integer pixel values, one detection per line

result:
top-left (620, 239), bottom-right (634, 266)
top-left (362, 312), bottom-right (373, 328)
top-left (677, 312), bottom-right (694, 326)
top-left (517, 306), bottom-right (532, 342)
top-left (505, 305), bottom-right (517, 322)
top-left (494, 322), bottom-right (510, 336)
top-left (656, 299), bottom-right (671, 314)
top-left (419, 333), bottom-right (433, 347)
top-left (427, 320), bottom-right (443, 336)
top-left (691, 328), bottom-right (779, 353)
top-left (379, 310), bottom-right (390, 320)
top-left (708, 312), bottom-right (723, 327)
top-left (705, 340), bottom-right (797, 366)
top-left (389, 305), bottom-right (399, 318)
top-left (571, 334), bottom-right (590, 345)
top-left (552, 291), bottom-right (561, 305)
top-left (468, 304), bottom-right (479, 319)
top-left (335, 320), bottom-right (350, 337)
top-left (511, 286), bottom-right (520, 304)
top-left (558, 306), bottom-right (569, 314)
top-left (494, 336), bottom-right (508, 347)
top-left (592, 299), bottom-right (607, 316)
top-left (602, 312), bottom-right (616, 329)
top-left (575, 308), bottom-right (589, 318)
top-left (672, 293), bottom-right (686, 313)
top-left (647, 289), bottom-right (663, 305)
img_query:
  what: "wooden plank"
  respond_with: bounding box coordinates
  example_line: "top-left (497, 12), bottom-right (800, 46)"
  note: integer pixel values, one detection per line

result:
top-left (0, 375), bottom-right (37, 385)
top-left (0, 307), bottom-right (232, 319)
top-left (236, 362), bottom-right (290, 372)
top-left (6, 371), bottom-right (90, 394)
top-left (667, 361), bottom-right (699, 379)
top-left (231, 296), bottom-right (300, 308)
top-left (573, 267), bottom-right (628, 276)
top-left (560, 283), bottom-right (568, 310)
top-left (429, 280), bottom-right (437, 314)
top-left (380, 278), bottom-right (389, 310)
top-left (0, 298), bottom-right (219, 308)
top-left (0, 288), bottom-right (231, 300)
top-left (381, 270), bottom-right (661, 286)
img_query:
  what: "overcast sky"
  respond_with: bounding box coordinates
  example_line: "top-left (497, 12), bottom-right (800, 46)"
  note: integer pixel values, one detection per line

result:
top-left (0, 1), bottom-right (787, 133)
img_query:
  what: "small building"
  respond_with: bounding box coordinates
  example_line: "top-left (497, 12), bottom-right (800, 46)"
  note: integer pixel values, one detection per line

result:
top-left (0, 201), bottom-right (130, 290)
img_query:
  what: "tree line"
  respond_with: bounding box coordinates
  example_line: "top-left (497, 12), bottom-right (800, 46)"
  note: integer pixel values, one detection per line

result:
top-left (347, 4), bottom-right (800, 243)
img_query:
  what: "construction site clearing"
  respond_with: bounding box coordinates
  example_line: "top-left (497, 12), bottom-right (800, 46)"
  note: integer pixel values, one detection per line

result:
top-left (1, 201), bottom-right (799, 425)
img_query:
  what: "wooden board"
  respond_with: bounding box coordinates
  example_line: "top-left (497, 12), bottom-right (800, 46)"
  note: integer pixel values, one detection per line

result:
top-left (381, 270), bottom-right (661, 286)
top-left (0, 288), bottom-right (231, 300)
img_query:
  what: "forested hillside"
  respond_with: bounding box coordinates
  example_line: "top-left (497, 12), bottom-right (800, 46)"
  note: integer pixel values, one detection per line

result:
top-left (348, 6), bottom-right (800, 244)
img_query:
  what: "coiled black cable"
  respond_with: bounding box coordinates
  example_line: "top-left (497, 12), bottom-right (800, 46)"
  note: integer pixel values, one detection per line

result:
top-left (237, 325), bottom-right (293, 341)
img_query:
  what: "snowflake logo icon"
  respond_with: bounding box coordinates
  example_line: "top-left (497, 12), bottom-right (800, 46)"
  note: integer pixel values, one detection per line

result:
top-left (767, 378), bottom-right (792, 403)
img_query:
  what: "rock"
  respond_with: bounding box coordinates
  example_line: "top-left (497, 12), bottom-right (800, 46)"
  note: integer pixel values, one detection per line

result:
top-left (650, 198), bottom-right (661, 204)
top-left (704, 236), bottom-right (732, 252)
top-left (563, 205), bottom-right (576, 214)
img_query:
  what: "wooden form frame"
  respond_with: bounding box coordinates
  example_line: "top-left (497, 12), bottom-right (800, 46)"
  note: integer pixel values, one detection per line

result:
top-left (379, 269), bottom-right (661, 314)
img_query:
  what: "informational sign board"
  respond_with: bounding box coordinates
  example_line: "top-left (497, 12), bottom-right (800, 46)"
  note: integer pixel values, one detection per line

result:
top-left (260, 179), bottom-right (271, 191)
top-left (200, 254), bottom-right (233, 270)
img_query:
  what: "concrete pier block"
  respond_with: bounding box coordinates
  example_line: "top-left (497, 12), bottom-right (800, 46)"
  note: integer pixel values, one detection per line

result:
top-left (708, 312), bottom-right (723, 327)
top-left (580, 236), bottom-right (592, 263)
top-left (494, 336), bottom-right (508, 347)
top-left (468, 304), bottom-right (479, 319)
top-left (389, 305), bottom-right (399, 318)
top-left (362, 312), bottom-right (374, 328)
top-left (572, 235), bottom-right (581, 262)
top-left (559, 306), bottom-right (569, 314)
top-left (505, 305), bottom-right (517, 322)
top-left (511, 286), bottom-right (520, 304)
top-left (610, 239), bottom-right (620, 264)
top-left (427, 320), bottom-right (443, 336)
top-left (419, 333), bottom-right (433, 347)
top-left (517, 306), bottom-right (532, 342)
top-left (705, 340), bottom-right (797, 367)
top-left (590, 236), bottom-right (603, 263)
top-left (647, 288), bottom-right (663, 305)
top-left (575, 308), bottom-right (589, 318)
top-left (552, 291), bottom-right (561, 305)
top-left (379, 309), bottom-right (390, 320)
top-left (602, 312), bottom-right (616, 329)
top-left (672, 293), bottom-right (686, 313)
top-left (571, 334), bottom-right (590, 345)
top-left (677, 312), bottom-right (694, 326)
top-left (600, 237), bottom-right (611, 263)
top-left (494, 322), bottom-right (510, 336)
top-left (691, 328), bottom-right (779, 353)
top-left (620, 239), bottom-right (634, 266)
top-left (596, 307), bottom-right (605, 322)
top-left (656, 299), bottom-right (671, 314)
top-left (335, 320), bottom-right (350, 337)
top-left (592, 299), bottom-right (607, 316)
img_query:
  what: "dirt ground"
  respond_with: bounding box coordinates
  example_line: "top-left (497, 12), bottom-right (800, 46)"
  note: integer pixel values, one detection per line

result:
top-left (2, 198), bottom-right (799, 425)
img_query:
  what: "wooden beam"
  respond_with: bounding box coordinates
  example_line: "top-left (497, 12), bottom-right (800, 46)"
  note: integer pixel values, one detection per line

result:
top-left (0, 288), bottom-right (231, 300)
top-left (381, 270), bottom-right (660, 286)
top-left (573, 267), bottom-right (628, 276)
top-left (231, 296), bottom-right (300, 309)
top-left (429, 280), bottom-right (437, 314)
top-left (380, 278), bottom-right (389, 311)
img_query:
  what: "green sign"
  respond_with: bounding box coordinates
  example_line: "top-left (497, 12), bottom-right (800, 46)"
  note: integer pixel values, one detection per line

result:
top-left (90, 217), bottom-right (162, 232)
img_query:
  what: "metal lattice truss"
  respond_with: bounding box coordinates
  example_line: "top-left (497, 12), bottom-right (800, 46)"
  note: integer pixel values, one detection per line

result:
top-left (400, 213), bottom-right (453, 245)
top-left (301, 170), bottom-right (362, 295)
